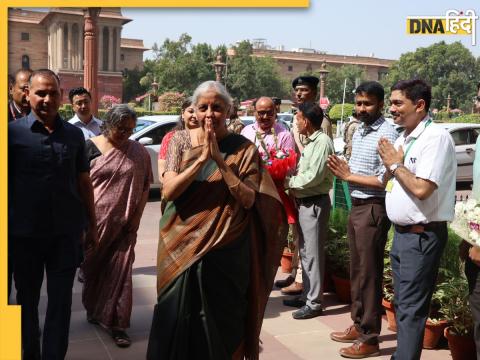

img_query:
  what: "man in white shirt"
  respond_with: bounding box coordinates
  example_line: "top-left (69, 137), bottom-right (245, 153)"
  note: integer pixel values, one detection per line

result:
top-left (378, 79), bottom-right (456, 360)
top-left (68, 87), bottom-right (102, 139)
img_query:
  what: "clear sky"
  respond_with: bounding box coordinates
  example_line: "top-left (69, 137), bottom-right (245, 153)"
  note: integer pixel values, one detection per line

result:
top-left (120, 0), bottom-right (480, 61)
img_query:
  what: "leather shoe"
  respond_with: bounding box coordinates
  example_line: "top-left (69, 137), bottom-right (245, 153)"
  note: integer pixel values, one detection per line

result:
top-left (274, 276), bottom-right (294, 288)
top-left (339, 342), bottom-right (380, 359)
top-left (282, 297), bottom-right (306, 308)
top-left (330, 325), bottom-right (361, 343)
top-left (281, 281), bottom-right (303, 295)
top-left (292, 305), bottom-right (323, 319)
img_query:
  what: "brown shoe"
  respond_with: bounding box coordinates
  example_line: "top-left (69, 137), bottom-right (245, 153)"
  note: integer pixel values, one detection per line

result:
top-left (339, 342), bottom-right (380, 359)
top-left (330, 325), bottom-right (361, 343)
top-left (274, 276), bottom-right (295, 288)
top-left (281, 281), bottom-right (303, 295)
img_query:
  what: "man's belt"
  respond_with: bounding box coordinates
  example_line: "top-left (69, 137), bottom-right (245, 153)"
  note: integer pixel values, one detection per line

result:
top-left (296, 194), bottom-right (329, 205)
top-left (351, 197), bottom-right (385, 206)
top-left (394, 221), bottom-right (446, 234)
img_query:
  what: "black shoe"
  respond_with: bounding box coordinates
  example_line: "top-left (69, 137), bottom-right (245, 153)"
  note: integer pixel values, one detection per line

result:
top-left (275, 276), bottom-right (294, 288)
top-left (283, 297), bottom-right (306, 308)
top-left (292, 305), bottom-right (323, 319)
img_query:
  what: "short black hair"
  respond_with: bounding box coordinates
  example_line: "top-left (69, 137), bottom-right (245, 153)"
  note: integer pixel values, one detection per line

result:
top-left (69, 87), bottom-right (91, 103)
top-left (29, 69), bottom-right (60, 86)
top-left (391, 79), bottom-right (432, 112)
top-left (272, 97), bottom-right (282, 106)
top-left (298, 102), bottom-right (324, 129)
top-left (355, 81), bottom-right (385, 103)
top-left (477, 82), bottom-right (480, 91)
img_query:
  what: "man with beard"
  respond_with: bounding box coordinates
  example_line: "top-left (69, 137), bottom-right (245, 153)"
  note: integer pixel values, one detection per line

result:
top-left (327, 81), bottom-right (398, 358)
top-left (8, 68), bottom-right (32, 122)
top-left (9, 69), bottom-right (97, 359)
top-left (68, 87), bottom-right (102, 139)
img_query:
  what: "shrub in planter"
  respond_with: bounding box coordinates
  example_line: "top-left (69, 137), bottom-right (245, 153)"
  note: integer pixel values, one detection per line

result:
top-left (326, 208), bottom-right (351, 302)
top-left (435, 275), bottom-right (475, 359)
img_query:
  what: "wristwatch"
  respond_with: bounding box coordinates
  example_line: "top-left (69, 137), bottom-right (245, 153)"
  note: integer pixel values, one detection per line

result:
top-left (389, 163), bottom-right (403, 175)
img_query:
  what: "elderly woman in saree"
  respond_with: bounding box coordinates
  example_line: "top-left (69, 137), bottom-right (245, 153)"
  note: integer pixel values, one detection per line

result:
top-left (146, 81), bottom-right (288, 360)
top-left (82, 104), bottom-right (152, 348)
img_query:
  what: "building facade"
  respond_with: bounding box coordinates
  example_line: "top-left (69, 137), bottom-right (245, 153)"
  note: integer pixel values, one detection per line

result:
top-left (8, 8), bottom-right (148, 103)
top-left (252, 48), bottom-right (394, 82)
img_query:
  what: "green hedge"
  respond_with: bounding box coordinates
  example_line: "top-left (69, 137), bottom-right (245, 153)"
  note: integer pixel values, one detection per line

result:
top-left (435, 113), bottom-right (480, 124)
top-left (328, 103), bottom-right (354, 123)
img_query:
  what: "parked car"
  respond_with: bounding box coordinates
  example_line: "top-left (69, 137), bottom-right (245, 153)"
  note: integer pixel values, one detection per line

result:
top-left (130, 115), bottom-right (179, 188)
top-left (333, 122), bottom-right (480, 182)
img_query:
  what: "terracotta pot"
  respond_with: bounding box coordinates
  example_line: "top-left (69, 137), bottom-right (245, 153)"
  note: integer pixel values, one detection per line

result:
top-left (444, 326), bottom-right (476, 360)
top-left (332, 275), bottom-right (351, 303)
top-left (280, 250), bottom-right (293, 273)
top-left (381, 298), bottom-right (397, 332)
top-left (423, 319), bottom-right (448, 349)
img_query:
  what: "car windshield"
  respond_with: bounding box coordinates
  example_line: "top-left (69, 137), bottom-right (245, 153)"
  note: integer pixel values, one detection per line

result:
top-left (134, 119), bottom-right (155, 133)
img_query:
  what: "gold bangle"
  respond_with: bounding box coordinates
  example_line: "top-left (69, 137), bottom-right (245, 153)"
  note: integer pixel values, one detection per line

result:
top-left (228, 180), bottom-right (241, 191)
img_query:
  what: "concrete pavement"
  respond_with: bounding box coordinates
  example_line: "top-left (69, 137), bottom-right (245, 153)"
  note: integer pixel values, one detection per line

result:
top-left (29, 194), bottom-right (452, 359)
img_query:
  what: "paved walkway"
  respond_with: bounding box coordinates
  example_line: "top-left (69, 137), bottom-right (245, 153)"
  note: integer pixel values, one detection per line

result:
top-left (29, 196), bottom-right (452, 359)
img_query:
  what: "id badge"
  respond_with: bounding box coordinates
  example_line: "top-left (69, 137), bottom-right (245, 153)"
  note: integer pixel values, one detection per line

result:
top-left (386, 179), bottom-right (394, 192)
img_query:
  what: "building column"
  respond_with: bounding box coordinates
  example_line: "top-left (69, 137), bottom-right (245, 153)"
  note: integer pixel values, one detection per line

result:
top-left (67, 22), bottom-right (73, 70)
top-left (79, 23), bottom-right (84, 70)
top-left (98, 24), bottom-right (103, 71)
top-left (84, 8), bottom-right (100, 116)
top-left (57, 23), bottom-right (63, 70)
top-left (108, 26), bottom-right (114, 71)
top-left (48, 24), bottom-right (55, 69)
top-left (116, 26), bottom-right (121, 72)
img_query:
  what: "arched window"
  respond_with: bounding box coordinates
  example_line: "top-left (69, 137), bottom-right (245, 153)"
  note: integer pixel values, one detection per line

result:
top-left (102, 27), bottom-right (109, 71)
top-left (21, 55), bottom-right (30, 69)
top-left (63, 23), bottom-right (69, 68)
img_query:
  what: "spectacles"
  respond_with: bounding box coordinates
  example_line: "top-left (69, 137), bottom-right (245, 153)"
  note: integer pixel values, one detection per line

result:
top-left (116, 126), bottom-right (134, 135)
top-left (476, 96), bottom-right (480, 102)
top-left (256, 110), bottom-right (275, 117)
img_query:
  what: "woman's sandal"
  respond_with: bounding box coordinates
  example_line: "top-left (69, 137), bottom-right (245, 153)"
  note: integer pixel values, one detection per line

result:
top-left (112, 329), bottom-right (131, 348)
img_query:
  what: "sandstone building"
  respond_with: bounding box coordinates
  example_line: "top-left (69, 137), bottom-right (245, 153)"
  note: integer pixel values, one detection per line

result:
top-left (8, 7), bottom-right (148, 103)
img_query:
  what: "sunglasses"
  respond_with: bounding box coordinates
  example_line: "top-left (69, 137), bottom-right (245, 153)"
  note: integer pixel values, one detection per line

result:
top-left (476, 96), bottom-right (480, 102)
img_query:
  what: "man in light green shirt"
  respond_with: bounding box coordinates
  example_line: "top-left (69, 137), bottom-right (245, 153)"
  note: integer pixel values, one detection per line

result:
top-left (284, 102), bottom-right (334, 319)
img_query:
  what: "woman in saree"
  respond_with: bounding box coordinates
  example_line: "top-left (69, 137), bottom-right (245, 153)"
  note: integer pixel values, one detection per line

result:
top-left (157, 97), bottom-right (198, 184)
top-left (147, 81), bottom-right (288, 360)
top-left (82, 104), bottom-right (152, 347)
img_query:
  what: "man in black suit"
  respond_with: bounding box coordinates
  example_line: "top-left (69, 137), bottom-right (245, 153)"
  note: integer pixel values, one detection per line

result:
top-left (9, 69), bottom-right (97, 359)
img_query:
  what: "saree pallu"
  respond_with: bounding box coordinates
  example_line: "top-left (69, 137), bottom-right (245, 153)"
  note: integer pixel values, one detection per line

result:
top-left (82, 140), bottom-right (152, 329)
top-left (147, 134), bottom-right (287, 360)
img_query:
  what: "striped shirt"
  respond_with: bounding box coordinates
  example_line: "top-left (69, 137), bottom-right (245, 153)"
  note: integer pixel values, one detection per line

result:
top-left (348, 116), bottom-right (399, 199)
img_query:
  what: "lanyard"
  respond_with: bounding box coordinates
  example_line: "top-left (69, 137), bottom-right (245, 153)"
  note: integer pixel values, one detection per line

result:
top-left (402, 119), bottom-right (432, 161)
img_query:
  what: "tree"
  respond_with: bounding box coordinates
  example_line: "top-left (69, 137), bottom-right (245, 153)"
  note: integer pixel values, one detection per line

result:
top-left (381, 41), bottom-right (479, 112)
top-left (122, 67), bottom-right (148, 102)
top-left (322, 65), bottom-right (366, 105)
top-left (226, 40), bottom-right (289, 100)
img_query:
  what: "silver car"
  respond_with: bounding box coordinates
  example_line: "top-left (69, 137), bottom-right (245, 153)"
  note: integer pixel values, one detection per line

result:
top-left (130, 115), bottom-right (179, 188)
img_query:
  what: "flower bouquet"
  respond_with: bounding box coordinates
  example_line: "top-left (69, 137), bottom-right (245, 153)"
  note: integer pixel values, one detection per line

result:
top-left (255, 129), bottom-right (298, 223)
top-left (450, 198), bottom-right (480, 247)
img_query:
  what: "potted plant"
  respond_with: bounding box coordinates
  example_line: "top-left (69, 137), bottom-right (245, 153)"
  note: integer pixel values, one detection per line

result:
top-left (326, 208), bottom-right (351, 303)
top-left (382, 232), bottom-right (397, 331)
top-left (436, 275), bottom-right (476, 360)
top-left (280, 226), bottom-right (295, 273)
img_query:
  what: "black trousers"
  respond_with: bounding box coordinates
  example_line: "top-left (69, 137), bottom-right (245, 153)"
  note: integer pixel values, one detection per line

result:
top-left (390, 223), bottom-right (447, 360)
top-left (348, 203), bottom-right (390, 344)
top-left (465, 259), bottom-right (480, 360)
top-left (12, 233), bottom-right (81, 360)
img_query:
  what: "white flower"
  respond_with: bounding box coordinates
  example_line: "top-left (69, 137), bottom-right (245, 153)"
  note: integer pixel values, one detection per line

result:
top-left (470, 230), bottom-right (480, 243)
top-left (465, 198), bottom-right (478, 211)
top-left (455, 202), bottom-right (465, 214)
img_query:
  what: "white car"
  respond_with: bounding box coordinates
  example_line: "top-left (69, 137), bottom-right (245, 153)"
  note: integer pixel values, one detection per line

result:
top-left (130, 115), bottom-right (179, 188)
top-left (334, 122), bottom-right (480, 182)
